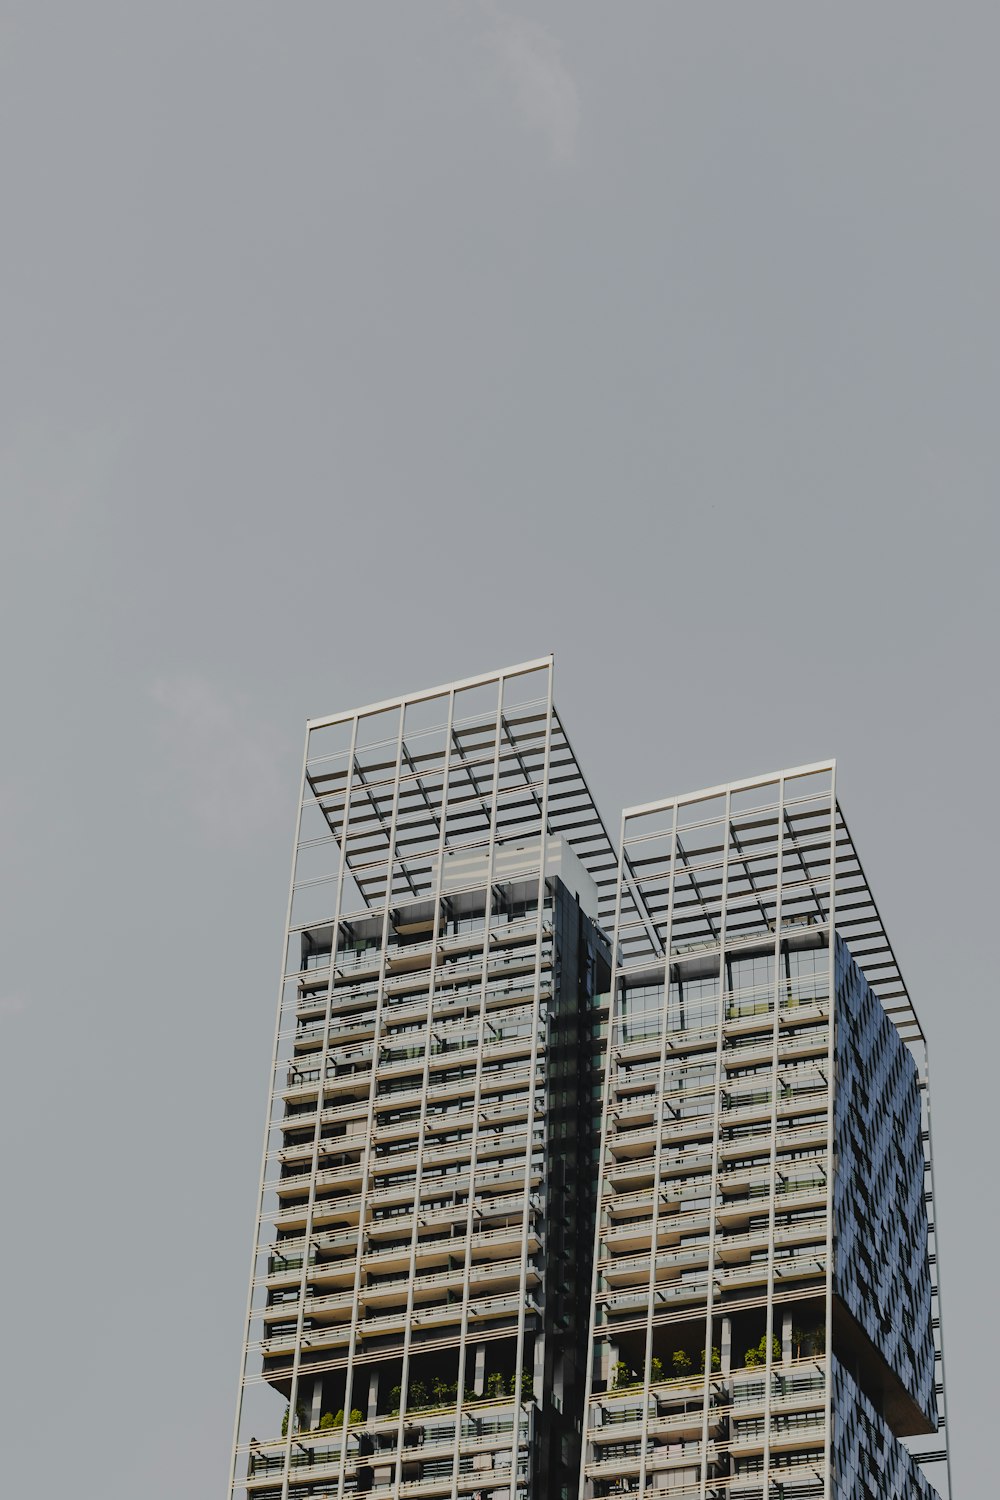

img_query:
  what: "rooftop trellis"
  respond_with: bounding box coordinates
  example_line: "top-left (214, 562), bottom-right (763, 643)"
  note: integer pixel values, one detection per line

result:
top-left (613, 762), bottom-right (925, 1050)
top-left (302, 659), bottom-right (631, 934)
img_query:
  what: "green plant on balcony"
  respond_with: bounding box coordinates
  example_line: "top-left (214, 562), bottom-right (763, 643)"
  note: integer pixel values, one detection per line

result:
top-left (388, 1384), bottom-right (402, 1416)
top-left (319, 1412), bottom-right (335, 1430)
top-left (281, 1405), bottom-right (306, 1437)
top-left (408, 1380), bottom-right (429, 1410)
top-left (486, 1371), bottom-right (507, 1400)
top-left (327, 1408), bottom-right (362, 1427)
top-left (512, 1368), bottom-right (534, 1402)
top-left (671, 1350), bottom-right (693, 1377)
top-left (611, 1360), bottom-right (638, 1390)
top-left (698, 1345), bottom-right (721, 1374)
top-left (791, 1325), bottom-right (826, 1358)
top-left (744, 1334), bottom-right (782, 1369)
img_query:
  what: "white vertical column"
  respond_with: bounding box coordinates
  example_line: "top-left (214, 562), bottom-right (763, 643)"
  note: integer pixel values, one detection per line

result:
top-left (334, 710), bottom-right (408, 1500)
top-left (448, 677), bottom-right (507, 1500)
top-left (822, 768), bottom-right (838, 1500)
top-left (698, 789), bottom-right (731, 1500)
top-left (761, 775), bottom-right (786, 1495)
top-left (227, 731), bottom-right (311, 1499)
top-left (508, 660), bottom-right (555, 1500)
top-left (636, 805), bottom-right (678, 1499)
top-left (283, 714), bottom-right (360, 1500)
top-left (390, 690), bottom-right (457, 1495)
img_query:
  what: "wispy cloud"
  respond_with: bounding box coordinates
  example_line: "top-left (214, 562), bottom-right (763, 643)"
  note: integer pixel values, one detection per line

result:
top-left (150, 675), bottom-right (291, 846)
top-left (485, 7), bottom-right (580, 165)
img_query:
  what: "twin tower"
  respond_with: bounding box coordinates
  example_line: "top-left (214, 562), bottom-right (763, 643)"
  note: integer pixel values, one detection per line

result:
top-left (228, 658), bottom-right (950, 1500)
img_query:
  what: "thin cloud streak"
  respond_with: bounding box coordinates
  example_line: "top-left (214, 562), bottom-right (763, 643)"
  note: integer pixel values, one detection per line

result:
top-left (486, 7), bottom-right (580, 164)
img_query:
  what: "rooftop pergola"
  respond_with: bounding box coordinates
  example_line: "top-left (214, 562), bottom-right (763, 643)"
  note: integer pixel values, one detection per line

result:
top-left (613, 762), bottom-right (925, 1051)
top-left (303, 677), bottom-right (924, 1050)
top-left (302, 658), bottom-right (625, 930)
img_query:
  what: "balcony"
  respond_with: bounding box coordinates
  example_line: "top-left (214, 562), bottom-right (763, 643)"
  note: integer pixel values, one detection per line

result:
top-left (602, 1244), bottom-right (712, 1289)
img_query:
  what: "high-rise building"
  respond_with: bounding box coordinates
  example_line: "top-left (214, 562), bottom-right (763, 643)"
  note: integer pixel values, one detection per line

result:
top-left (579, 765), bottom-right (951, 1500)
top-left (229, 661), bottom-right (951, 1500)
top-left (228, 660), bottom-right (619, 1500)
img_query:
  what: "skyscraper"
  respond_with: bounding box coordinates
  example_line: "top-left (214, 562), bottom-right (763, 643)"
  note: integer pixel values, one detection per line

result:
top-left (228, 659), bottom-right (619, 1500)
top-left (579, 766), bottom-right (951, 1500)
top-left (229, 661), bottom-right (951, 1500)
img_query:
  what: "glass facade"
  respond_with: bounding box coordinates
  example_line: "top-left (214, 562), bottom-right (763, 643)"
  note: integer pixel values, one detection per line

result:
top-left (832, 941), bottom-right (936, 1431)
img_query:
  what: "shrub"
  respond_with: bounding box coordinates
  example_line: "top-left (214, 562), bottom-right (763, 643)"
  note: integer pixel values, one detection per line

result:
top-left (349, 1409), bottom-right (364, 1426)
top-left (431, 1376), bottom-right (453, 1407)
top-left (281, 1406), bottom-right (306, 1437)
top-left (486, 1371), bottom-right (507, 1400)
top-left (698, 1346), bottom-right (721, 1374)
top-left (611, 1360), bottom-right (635, 1390)
top-left (408, 1381), bottom-right (429, 1411)
top-left (792, 1324), bottom-right (826, 1358)
top-left (649, 1356), bottom-right (665, 1383)
top-left (744, 1334), bottom-right (782, 1369)
top-left (671, 1350), bottom-right (692, 1377)
top-left (332, 1409), bottom-right (345, 1428)
top-left (319, 1412), bottom-right (335, 1430)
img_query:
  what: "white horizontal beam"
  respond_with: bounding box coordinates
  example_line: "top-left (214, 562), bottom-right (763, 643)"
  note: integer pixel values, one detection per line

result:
top-left (623, 760), bottom-right (837, 819)
top-left (306, 657), bottom-right (554, 731)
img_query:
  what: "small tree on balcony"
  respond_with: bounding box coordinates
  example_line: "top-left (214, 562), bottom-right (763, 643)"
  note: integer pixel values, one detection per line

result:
top-left (408, 1380), bottom-right (429, 1411)
top-left (744, 1334), bottom-right (782, 1369)
top-left (792, 1324), bottom-right (826, 1358)
top-left (431, 1375), bottom-right (452, 1407)
top-left (281, 1406), bottom-right (306, 1437)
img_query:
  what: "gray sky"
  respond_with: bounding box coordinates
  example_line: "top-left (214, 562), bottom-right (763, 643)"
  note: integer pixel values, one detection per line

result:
top-left (1, 5), bottom-right (995, 1493)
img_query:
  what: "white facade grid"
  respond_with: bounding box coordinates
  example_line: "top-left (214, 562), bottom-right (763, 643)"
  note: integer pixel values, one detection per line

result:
top-left (229, 659), bottom-right (617, 1500)
top-left (231, 673), bottom-right (952, 1500)
top-left (579, 761), bottom-right (949, 1500)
